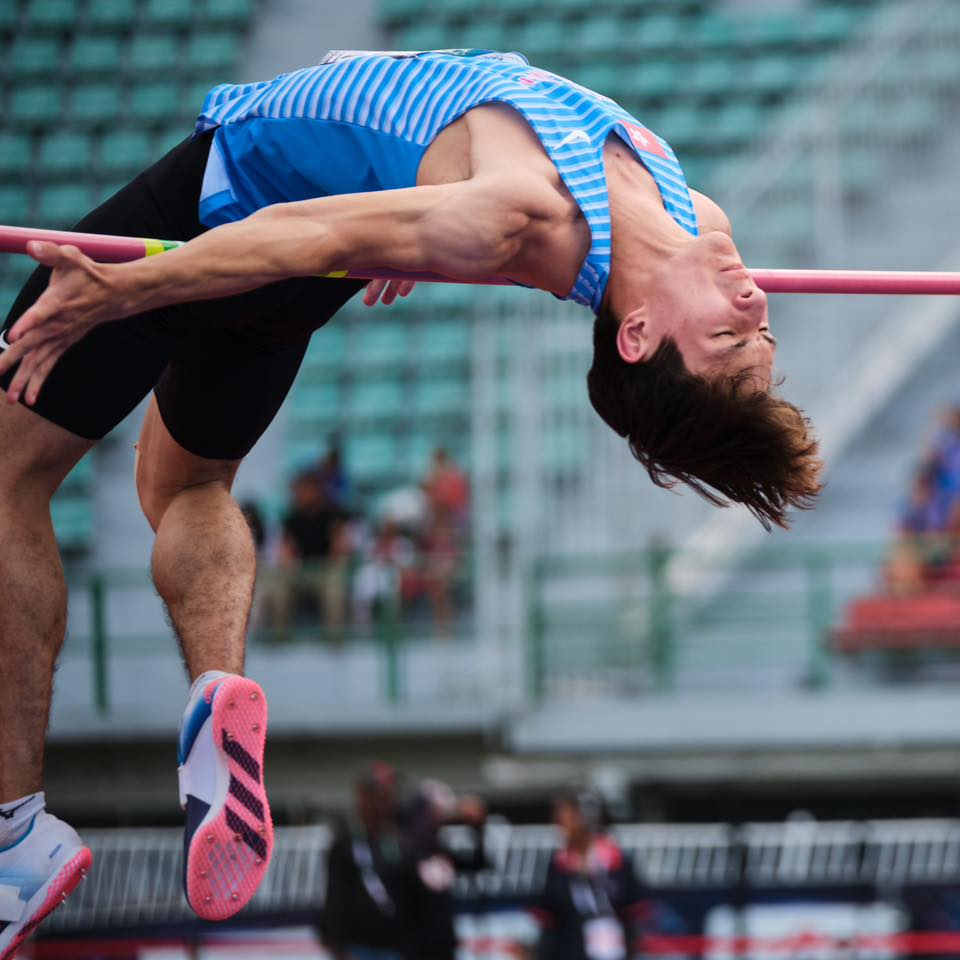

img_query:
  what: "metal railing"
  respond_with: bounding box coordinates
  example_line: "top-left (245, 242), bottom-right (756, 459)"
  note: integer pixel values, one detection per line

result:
top-left (44, 819), bottom-right (960, 935)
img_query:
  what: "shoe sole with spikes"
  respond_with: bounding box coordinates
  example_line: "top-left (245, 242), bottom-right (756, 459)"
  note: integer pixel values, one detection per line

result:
top-left (182, 675), bottom-right (272, 921)
top-left (0, 847), bottom-right (92, 960)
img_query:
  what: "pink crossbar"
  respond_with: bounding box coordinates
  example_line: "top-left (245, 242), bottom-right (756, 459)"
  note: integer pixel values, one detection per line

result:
top-left (3, 223), bottom-right (960, 295)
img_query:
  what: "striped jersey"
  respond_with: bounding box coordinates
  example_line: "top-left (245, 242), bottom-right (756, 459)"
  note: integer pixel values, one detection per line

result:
top-left (195, 50), bottom-right (698, 312)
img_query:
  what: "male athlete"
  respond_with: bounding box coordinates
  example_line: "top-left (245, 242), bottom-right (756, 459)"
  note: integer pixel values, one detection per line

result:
top-left (0, 50), bottom-right (821, 956)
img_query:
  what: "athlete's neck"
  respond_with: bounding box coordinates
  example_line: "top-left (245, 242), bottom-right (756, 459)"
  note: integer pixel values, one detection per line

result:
top-left (602, 139), bottom-right (694, 318)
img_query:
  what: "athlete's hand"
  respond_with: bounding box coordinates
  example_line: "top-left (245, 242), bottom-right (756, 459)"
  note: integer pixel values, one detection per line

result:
top-left (0, 242), bottom-right (119, 407)
top-left (362, 278), bottom-right (416, 307)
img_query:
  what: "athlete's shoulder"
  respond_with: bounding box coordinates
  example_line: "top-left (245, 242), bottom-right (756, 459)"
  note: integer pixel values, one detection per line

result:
top-left (689, 189), bottom-right (733, 237)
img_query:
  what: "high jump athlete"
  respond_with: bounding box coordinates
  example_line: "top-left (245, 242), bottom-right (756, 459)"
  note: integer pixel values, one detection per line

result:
top-left (0, 49), bottom-right (820, 957)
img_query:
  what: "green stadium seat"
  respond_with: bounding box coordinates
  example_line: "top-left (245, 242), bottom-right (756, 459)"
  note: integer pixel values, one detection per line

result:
top-left (748, 55), bottom-right (796, 97)
top-left (144, 0), bottom-right (193, 27)
top-left (712, 102), bottom-right (764, 147)
top-left (686, 58), bottom-right (739, 98)
top-left (0, 132), bottom-right (32, 177)
top-left (70, 35), bottom-right (123, 74)
top-left (94, 178), bottom-right (128, 205)
top-left (379, 0), bottom-right (423, 24)
top-left (886, 96), bottom-right (941, 142)
top-left (290, 382), bottom-right (342, 424)
top-left (202, 0), bottom-right (254, 24)
top-left (620, 59), bottom-right (677, 100)
top-left (25, 0), bottom-right (78, 30)
top-left (656, 103), bottom-right (700, 147)
top-left (747, 13), bottom-right (801, 48)
top-left (71, 83), bottom-right (121, 123)
top-left (692, 13), bottom-right (739, 51)
top-left (542, 425), bottom-right (587, 471)
top-left (186, 32), bottom-right (240, 71)
top-left (37, 183), bottom-right (90, 225)
top-left (10, 36), bottom-right (62, 74)
top-left (412, 376), bottom-right (468, 418)
top-left (345, 433), bottom-right (400, 483)
top-left (0, 0), bottom-right (19, 32)
top-left (153, 124), bottom-right (190, 156)
top-left (418, 321), bottom-right (470, 366)
top-left (515, 20), bottom-right (568, 61)
top-left (354, 324), bottom-right (413, 368)
top-left (99, 130), bottom-right (152, 172)
top-left (0, 282), bottom-right (23, 318)
top-left (302, 325), bottom-right (348, 372)
top-left (577, 16), bottom-right (622, 56)
top-left (130, 82), bottom-right (181, 121)
top-left (348, 378), bottom-right (406, 418)
top-left (86, 0), bottom-right (137, 28)
top-left (572, 63), bottom-right (620, 98)
top-left (460, 23), bottom-right (507, 51)
top-left (636, 13), bottom-right (682, 51)
top-left (10, 85), bottom-right (62, 125)
top-left (39, 131), bottom-right (94, 173)
top-left (799, 6), bottom-right (856, 46)
top-left (51, 497), bottom-right (93, 551)
top-left (129, 34), bottom-right (180, 72)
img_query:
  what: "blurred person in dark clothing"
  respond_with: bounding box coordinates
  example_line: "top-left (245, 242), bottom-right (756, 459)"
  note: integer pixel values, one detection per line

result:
top-left (531, 791), bottom-right (644, 960)
top-left (395, 779), bottom-right (488, 960)
top-left (321, 763), bottom-right (404, 960)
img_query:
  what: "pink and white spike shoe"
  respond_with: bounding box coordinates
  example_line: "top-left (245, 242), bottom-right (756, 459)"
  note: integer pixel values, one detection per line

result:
top-left (178, 674), bottom-right (273, 921)
top-left (0, 812), bottom-right (92, 960)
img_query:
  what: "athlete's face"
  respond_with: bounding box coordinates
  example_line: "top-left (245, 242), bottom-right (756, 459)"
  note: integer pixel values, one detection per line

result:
top-left (619, 231), bottom-right (775, 389)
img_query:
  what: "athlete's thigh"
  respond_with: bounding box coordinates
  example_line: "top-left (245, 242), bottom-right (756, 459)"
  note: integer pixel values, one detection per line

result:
top-left (153, 276), bottom-right (365, 462)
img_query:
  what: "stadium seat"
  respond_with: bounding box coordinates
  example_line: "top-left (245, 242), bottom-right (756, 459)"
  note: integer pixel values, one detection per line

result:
top-left (70, 35), bottom-right (123, 74)
top-left (412, 377), bottom-right (469, 418)
top-left (636, 14), bottom-right (682, 52)
top-left (515, 20), bottom-right (569, 61)
top-left (99, 130), bottom-right (152, 172)
top-left (10, 36), bottom-right (62, 74)
top-left (348, 379), bottom-right (407, 419)
top-left (71, 83), bottom-right (121, 124)
top-left (574, 62), bottom-right (621, 97)
top-left (202, 0), bottom-right (254, 24)
top-left (39, 131), bottom-right (94, 174)
top-left (86, 0), bottom-right (138, 27)
top-left (144, 0), bottom-right (193, 27)
top-left (620, 59), bottom-right (678, 100)
top-left (686, 58), bottom-right (739, 99)
top-left (395, 23), bottom-right (449, 50)
top-left (354, 324), bottom-right (413, 369)
top-left (37, 183), bottom-right (90, 225)
top-left (186, 32), bottom-right (240, 71)
top-left (418, 321), bottom-right (471, 367)
top-left (290, 382), bottom-right (342, 424)
top-left (129, 34), bottom-right (180, 73)
top-left (0, 132), bottom-right (32, 178)
top-left (10, 85), bottom-right (62, 126)
top-left (799, 6), bottom-right (857, 46)
top-left (577, 16), bottom-right (622, 56)
top-left (51, 497), bottom-right (94, 552)
top-left (130, 82), bottom-right (181, 122)
top-left (692, 13), bottom-right (739, 51)
top-left (345, 433), bottom-right (401, 483)
top-left (0, 0), bottom-right (19, 31)
top-left (302, 325), bottom-right (349, 373)
top-left (379, 0), bottom-right (424, 24)
top-left (459, 22), bottom-right (507, 51)
top-left (25, 0), bottom-right (79, 30)
top-left (748, 55), bottom-right (797, 97)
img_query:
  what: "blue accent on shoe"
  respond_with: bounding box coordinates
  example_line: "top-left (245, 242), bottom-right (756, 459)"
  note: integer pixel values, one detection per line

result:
top-left (0, 815), bottom-right (35, 854)
top-left (182, 795), bottom-right (211, 901)
top-left (178, 685), bottom-right (219, 764)
top-left (49, 843), bottom-right (62, 860)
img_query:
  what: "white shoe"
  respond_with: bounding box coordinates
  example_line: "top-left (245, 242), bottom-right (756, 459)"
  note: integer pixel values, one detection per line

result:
top-left (0, 812), bottom-right (91, 960)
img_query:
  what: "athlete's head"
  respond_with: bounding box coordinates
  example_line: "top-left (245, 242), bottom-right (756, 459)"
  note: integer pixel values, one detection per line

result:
top-left (588, 231), bottom-right (822, 529)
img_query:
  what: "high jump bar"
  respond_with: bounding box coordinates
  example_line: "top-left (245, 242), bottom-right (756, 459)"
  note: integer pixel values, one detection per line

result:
top-left (3, 223), bottom-right (960, 296)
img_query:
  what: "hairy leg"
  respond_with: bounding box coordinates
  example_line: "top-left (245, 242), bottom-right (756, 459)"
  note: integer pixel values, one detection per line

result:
top-left (0, 402), bottom-right (92, 801)
top-left (136, 398), bottom-right (253, 680)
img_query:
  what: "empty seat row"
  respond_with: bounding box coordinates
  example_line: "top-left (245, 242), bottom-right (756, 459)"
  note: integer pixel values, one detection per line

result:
top-left (0, 0), bottom-right (253, 33)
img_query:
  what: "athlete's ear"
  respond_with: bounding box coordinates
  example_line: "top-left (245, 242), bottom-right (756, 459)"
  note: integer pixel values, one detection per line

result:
top-left (615, 306), bottom-right (652, 364)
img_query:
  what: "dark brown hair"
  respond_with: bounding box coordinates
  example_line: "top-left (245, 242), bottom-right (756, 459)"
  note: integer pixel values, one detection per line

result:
top-left (586, 305), bottom-right (822, 530)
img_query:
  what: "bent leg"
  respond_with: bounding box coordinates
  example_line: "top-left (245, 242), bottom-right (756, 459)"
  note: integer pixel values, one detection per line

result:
top-left (137, 398), bottom-right (252, 680)
top-left (0, 402), bottom-right (92, 801)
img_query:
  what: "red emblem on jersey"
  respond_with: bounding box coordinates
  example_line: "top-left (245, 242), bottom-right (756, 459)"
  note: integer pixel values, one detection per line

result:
top-left (517, 68), bottom-right (553, 86)
top-left (624, 122), bottom-right (667, 159)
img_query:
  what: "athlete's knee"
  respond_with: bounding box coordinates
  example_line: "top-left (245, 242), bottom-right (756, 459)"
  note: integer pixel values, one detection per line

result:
top-left (135, 445), bottom-right (238, 532)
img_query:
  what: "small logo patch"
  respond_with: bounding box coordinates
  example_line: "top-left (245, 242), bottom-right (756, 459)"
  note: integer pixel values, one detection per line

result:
top-left (623, 122), bottom-right (667, 159)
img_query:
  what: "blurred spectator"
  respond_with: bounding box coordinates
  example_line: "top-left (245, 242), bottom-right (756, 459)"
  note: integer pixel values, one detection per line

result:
top-left (394, 780), bottom-right (488, 960)
top-left (423, 447), bottom-right (469, 529)
top-left (531, 791), bottom-right (644, 960)
top-left (315, 439), bottom-right (351, 511)
top-left (262, 471), bottom-right (350, 640)
top-left (321, 763), bottom-right (405, 960)
top-left (422, 448), bottom-right (470, 627)
top-left (354, 519), bottom-right (419, 625)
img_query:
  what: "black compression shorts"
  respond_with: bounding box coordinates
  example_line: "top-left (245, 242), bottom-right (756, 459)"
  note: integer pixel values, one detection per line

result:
top-left (0, 131), bottom-right (365, 460)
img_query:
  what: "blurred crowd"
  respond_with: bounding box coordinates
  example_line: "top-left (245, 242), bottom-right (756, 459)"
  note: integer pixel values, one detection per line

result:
top-left (886, 405), bottom-right (960, 595)
top-left (241, 442), bottom-right (470, 642)
top-left (320, 766), bottom-right (645, 960)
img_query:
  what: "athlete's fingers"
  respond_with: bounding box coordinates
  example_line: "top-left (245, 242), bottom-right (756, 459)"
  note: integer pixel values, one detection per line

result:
top-left (363, 279), bottom-right (387, 306)
top-left (398, 281), bottom-right (416, 298)
top-left (25, 240), bottom-right (74, 269)
top-left (8, 291), bottom-right (60, 342)
top-left (24, 349), bottom-right (61, 407)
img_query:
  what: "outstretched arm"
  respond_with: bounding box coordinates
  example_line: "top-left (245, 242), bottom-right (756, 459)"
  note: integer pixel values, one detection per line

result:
top-left (0, 175), bottom-right (543, 404)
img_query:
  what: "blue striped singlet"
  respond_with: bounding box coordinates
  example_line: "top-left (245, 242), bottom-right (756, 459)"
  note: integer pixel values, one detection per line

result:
top-left (194, 50), bottom-right (698, 312)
